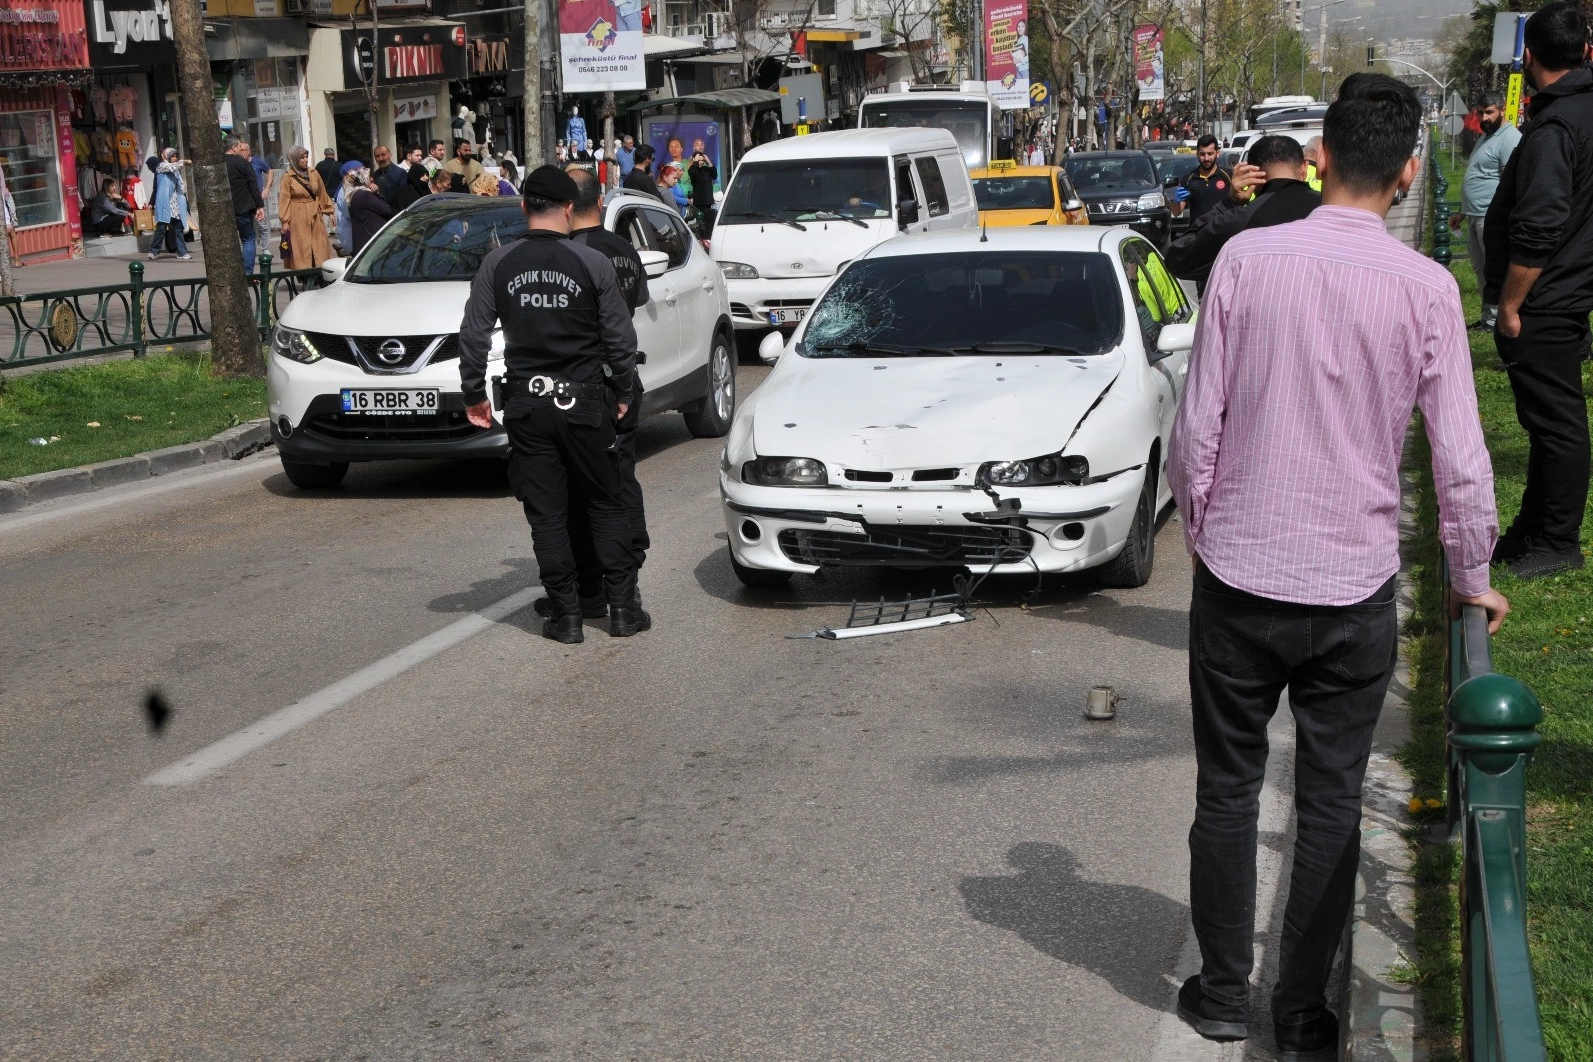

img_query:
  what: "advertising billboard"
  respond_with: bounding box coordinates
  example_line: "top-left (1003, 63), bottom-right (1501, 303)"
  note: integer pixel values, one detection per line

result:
top-left (1133, 24), bottom-right (1164, 102)
top-left (983, 0), bottom-right (1029, 111)
top-left (559, 0), bottom-right (644, 93)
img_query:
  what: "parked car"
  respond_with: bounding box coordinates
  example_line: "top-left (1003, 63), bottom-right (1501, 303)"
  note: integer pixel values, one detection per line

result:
top-left (267, 191), bottom-right (735, 489)
top-left (1060, 150), bottom-right (1172, 249)
top-left (721, 226), bottom-right (1195, 589)
top-left (711, 128), bottom-right (977, 336)
top-left (1154, 153), bottom-right (1203, 238)
top-left (969, 159), bottom-right (1090, 227)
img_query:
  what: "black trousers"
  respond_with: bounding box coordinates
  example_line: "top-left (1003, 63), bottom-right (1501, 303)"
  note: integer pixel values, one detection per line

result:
top-left (566, 395), bottom-right (649, 604)
top-left (1187, 562), bottom-right (1397, 1026)
top-left (1496, 312), bottom-right (1591, 552)
top-left (505, 400), bottom-right (637, 612)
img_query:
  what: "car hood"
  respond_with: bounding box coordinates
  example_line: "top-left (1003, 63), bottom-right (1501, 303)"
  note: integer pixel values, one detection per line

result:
top-left (277, 279), bottom-right (473, 335)
top-left (979, 208), bottom-right (1057, 227)
top-left (712, 219), bottom-right (890, 279)
top-left (751, 354), bottom-right (1122, 468)
top-left (1073, 185), bottom-right (1156, 203)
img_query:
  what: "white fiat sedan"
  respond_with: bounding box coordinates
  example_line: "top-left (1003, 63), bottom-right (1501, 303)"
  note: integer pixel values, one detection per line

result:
top-left (721, 226), bottom-right (1195, 588)
top-left (267, 191), bottom-right (734, 488)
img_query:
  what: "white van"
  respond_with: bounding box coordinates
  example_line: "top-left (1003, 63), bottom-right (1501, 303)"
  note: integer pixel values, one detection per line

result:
top-left (711, 128), bottom-right (977, 333)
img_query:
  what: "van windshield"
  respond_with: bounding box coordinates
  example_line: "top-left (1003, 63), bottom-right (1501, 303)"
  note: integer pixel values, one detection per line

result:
top-left (860, 99), bottom-right (990, 168)
top-left (719, 159), bottom-right (893, 223)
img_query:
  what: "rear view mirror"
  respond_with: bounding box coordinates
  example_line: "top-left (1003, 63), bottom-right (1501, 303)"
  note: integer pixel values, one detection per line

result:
top-left (1063, 198), bottom-right (1084, 213)
top-left (638, 249), bottom-right (670, 279)
top-left (1154, 322), bottom-right (1196, 358)
top-left (897, 198), bottom-right (920, 229)
top-left (320, 257), bottom-right (348, 283)
top-left (758, 330), bottom-right (786, 364)
top-left (1163, 173), bottom-right (1179, 188)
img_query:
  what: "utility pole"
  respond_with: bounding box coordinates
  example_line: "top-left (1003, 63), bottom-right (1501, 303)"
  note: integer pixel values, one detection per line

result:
top-left (1197, 0), bottom-right (1206, 134)
top-left (171, 0), bottom-right (260, 378)
top-left (524, 0), bottom-right (544, 163)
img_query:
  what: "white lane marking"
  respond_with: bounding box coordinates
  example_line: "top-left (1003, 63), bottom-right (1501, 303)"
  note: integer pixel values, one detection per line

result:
top-left (144, 585), bottom-right (542, 786)
top-left (0, 457), bottom-right (270, 533)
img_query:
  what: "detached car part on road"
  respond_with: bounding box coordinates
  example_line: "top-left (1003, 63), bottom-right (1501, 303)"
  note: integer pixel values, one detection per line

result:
top-left (267, 192), bottom-right (735, 488)
top-left (720, 226), bottom-right (1195, 589)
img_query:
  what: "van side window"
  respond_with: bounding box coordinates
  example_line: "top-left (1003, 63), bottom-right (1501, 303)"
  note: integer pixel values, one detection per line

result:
top-left (894, 157), bottom-right (915, 205)
top-left (914, 156), bottom-right (950, 217)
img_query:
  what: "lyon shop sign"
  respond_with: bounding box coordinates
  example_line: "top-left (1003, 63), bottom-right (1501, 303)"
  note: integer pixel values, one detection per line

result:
top-left (87, 0), bottom-right (175, 67)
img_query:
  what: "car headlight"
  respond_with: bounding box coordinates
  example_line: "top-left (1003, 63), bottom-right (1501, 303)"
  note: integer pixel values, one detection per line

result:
top-left (1137, 191), bottom-right (1166, 211)
top-left (719, 261), bottom-right (759, 279)
top-left (977, 453), bottom-right (1089, 487)
top-left (271, 325), bottom-right (322, 364)
top-left (741, 455), bottom-right (828, 487)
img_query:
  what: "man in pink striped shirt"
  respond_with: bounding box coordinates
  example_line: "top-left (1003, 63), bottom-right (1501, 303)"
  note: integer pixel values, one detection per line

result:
top-left (1168, 73), bottom-right (1509, 1057)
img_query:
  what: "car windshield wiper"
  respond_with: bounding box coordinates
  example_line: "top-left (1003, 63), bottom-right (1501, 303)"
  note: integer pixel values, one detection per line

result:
top-left (809, 341), bottom-right (956, 357)
top-left (724, 211), bottom-right (807, 231)
top-left (953, 342), bottom-right (1099, 356)
top-left (809, 210), bottom-right (868, 229)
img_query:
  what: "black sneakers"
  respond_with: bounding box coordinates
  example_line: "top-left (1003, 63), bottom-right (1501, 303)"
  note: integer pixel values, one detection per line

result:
top-left (1176, 975), bottom-right (1249, 1041)
top-left (1506, 543), bottom-right (1586, 580)
top-left (1276, 1010), bottom-right (1339, 1059)
top-left (1492, 526), bottom-right (1531, 565)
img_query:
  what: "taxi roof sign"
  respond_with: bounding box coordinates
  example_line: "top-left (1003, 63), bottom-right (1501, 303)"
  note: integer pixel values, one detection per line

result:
top-left (987, 158), bottom-right (1018, 171)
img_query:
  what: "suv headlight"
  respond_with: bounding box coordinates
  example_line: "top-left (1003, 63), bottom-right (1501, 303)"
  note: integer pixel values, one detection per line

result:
top-left (1137, 191), bottom-right (1166, 211)
top-left (271, 325), bottom-right (322, 364)
top-left (977, 453), bottom-right (1089, 488)
top-left (741, 456), bottom-right (828, 487)
top-left (719, 261), bottom-right (759, 279)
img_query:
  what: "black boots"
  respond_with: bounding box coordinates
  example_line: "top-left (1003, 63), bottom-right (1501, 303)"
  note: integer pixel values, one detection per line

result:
top-left (533, 595), bottom-right (606, 619)
top-left (541, 613), bottom-right (584, 644)
top-left (608, 602), bottom-right (652, 638)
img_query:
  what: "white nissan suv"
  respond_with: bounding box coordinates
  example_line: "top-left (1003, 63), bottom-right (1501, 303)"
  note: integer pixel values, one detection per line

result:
top-left (267, 191), bottom-right (735, 488)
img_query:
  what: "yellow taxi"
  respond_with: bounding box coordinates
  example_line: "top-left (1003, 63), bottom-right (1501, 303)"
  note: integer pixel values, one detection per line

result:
top-left (969, 160), bottom-right (1091, 227)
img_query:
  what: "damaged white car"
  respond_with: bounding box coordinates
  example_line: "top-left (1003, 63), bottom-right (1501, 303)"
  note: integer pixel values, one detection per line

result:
top-left (719, 226), bottom-right (1195, 588)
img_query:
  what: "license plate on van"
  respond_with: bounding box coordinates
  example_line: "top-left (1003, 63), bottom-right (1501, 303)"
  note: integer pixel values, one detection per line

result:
top-left (769, 308), bottom-right (807, 326)
top-left (340, 388), bottom-right (440, 413)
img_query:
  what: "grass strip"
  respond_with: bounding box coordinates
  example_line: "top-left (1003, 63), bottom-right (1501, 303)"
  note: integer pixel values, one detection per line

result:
top-left (0, 351), bottom-right (266, 481)
top-left (1401, 150), bottom-right (1593, 1061)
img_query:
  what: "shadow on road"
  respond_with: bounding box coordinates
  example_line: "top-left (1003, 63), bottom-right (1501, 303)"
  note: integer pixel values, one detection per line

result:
top-left (959, 842), bottom-right (1188, 1012)
top-left (426, 556), bottom-right (540, 616)
top-left (260, 458), bottom-right (512, 500)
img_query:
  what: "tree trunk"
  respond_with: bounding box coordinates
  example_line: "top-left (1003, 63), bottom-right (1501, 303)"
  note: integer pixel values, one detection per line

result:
top-left (602, 91), bottom-right (616, 188)
top-left (524, 0), bottom-right (544, 164)
top-left (171, 0), bottom-right (260, 379)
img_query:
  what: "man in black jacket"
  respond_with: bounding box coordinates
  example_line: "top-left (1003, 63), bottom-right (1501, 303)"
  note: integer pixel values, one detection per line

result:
top-left (224, 136), bottom-right (265, 274)
top-left (623, 144), bottom-right (662, 200)
top-left (1484, 0), bottom-right (1593, 579)
top-left (457, 165), bottom-right (647, 641)
top-left (1164, 135), bottom-right (1321, 293)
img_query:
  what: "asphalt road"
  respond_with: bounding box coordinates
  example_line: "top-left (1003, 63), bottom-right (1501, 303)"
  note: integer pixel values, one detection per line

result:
top-left (0, 364), bottom-right (1304, 1060)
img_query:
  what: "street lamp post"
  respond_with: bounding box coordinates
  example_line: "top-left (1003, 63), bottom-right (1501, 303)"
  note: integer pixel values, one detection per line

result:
top-left (1300, 0), bottom-right (1345, 97)
top-left (1377, 54), bottom-right (1459, 165)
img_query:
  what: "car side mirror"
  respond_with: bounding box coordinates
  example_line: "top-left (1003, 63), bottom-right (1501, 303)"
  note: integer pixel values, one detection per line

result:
top-left (638, 249), bottom-right (670, 279)
top-left (1063, 198), bottom-right (1083, 213)
top-left (1162, 173), bottom-right (1179, 188)
top-left (1153, 322), bottom-right (1196, 360)
top-left (758, 330), bottom-right (786, 365)
top-left (897, 198), bottom-right (920, 229)
top-left (320, 256), bottom-right (348, 283)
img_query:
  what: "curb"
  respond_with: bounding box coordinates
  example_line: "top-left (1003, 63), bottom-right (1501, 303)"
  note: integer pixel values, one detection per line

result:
top-left (0, 420), bottom-right (273, 514)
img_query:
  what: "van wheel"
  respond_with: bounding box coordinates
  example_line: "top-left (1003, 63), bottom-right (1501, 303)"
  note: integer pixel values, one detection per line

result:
top-left (683, 331), bottom-right (735, 438)
top-left (1097, 468), bottom-right (1155, 588)
top-left (730, 545), bottom-right (791, 587)
top-left (281, 460), bottom-right (349, 489)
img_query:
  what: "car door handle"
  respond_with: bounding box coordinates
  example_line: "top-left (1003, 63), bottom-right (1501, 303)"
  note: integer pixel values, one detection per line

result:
top-left (701, 280), bottom-right (716, 292)
top-left (665, 291), bottom-right (678, 305)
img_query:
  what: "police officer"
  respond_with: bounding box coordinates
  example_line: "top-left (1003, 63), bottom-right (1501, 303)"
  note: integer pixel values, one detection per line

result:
top-left (530, 166), bottom-right (652, 621)
top-left (458, 165), bottom-right (648, 643)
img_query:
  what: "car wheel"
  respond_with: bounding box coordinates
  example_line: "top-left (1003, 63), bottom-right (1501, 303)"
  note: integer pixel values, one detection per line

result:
top-left (729, 544), bottom-right (791, 587)
top-left (682, 330), bottom-right (735, 438)
top-left (281, 459), bottom-right (349, 489)
top-left (1097, 468), bottom-right (1155, 588)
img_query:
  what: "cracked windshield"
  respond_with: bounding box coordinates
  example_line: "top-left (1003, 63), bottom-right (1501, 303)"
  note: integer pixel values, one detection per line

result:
top-left (800, 252), bottom-right (1123, 357)
top-left (717, 158), bottom-right (893, 224)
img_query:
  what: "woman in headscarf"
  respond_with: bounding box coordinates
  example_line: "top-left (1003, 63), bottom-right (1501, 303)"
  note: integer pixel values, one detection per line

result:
top-left (347, 166), bottom-right (394, 256)
top-left (277, 145), bottom-right (334, 269)
top-left (147, 147), bottom-right (191, 261)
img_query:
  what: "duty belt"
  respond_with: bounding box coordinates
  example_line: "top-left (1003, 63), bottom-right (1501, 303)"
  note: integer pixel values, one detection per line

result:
top-left (503, 374), bottom-right (606, 410)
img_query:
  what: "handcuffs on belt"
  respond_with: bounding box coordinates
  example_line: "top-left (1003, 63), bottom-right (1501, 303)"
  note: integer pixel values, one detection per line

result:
top-left (525, 374), bottom-right (577, 410)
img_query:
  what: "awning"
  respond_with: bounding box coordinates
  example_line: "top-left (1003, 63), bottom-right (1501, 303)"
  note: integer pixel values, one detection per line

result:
top-left (673, 53), bottom-right (751, 65)
top-left (631, 87), bottom-right (782, 111)
top-left (643, 35), bottom-right (708, 57)
top-left (804, 28), bottom-right (862, 42)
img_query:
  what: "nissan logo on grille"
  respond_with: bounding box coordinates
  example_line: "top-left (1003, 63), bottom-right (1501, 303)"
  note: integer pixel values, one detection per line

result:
top-left (376, 339), bottom-right (407, 364)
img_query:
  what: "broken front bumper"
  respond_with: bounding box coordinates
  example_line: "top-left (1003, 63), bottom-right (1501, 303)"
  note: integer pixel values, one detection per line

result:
top-left (720, 472), bottom-right (1144, 575)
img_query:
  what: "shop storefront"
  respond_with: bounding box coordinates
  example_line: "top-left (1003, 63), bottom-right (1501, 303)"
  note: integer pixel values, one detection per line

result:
top-left (207, 19), bottom-right (311, 173)
top-left (81, 0), bottom-right (177, 212)
top-left (0, 0), bottom-right (89, 261)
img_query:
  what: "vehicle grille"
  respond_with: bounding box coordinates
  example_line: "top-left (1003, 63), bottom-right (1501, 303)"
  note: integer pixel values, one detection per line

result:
top-left (777, 525), bottom-right (1032, 567)
top-left (843, 469), bottom-right (892, 483)
top-left (763, 299), bottom-right (813, 309)
top-left (730, 302), bottom-right (755, 317)
top-left (1086, 200), bottom-right (1141, 216)
top-left (912, 468), bottom-right (959, 482)
top-left (303, 333), bottom-right (458, 371)
top-left (298, 393), bottom-right (481, 442)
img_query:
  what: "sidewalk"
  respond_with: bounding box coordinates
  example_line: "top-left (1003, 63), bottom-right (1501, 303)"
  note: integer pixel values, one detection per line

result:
top-left (8, 243), bottom-right (210, 296)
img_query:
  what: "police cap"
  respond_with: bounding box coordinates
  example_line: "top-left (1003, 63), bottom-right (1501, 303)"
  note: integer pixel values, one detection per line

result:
top-left (521, 165), bottom-right (579, 204)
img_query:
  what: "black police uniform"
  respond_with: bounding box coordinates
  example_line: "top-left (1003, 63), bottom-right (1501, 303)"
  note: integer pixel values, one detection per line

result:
top-left (458, 227), bottom-right (641, 636)
top-left (559, 224), bottom-right (652, 611)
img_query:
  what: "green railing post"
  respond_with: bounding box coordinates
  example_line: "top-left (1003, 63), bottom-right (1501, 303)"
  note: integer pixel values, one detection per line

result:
top-left (128, 260), bottom-right (146, 358)
top-left (1449, 673), bottom-right (1542, 882)
top-left (256, 251), bottom-right (273, 337)
top-left (1432, 155), bottom-right (1452, 268)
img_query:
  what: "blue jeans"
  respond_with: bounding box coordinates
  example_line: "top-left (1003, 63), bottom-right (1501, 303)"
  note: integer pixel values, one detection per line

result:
top-left (151, 221), bottom-right (187, 257)
top-left (1186, 561), bottom-right (1397, 1027)
top-left (236, 214), bottom-right (258, 274)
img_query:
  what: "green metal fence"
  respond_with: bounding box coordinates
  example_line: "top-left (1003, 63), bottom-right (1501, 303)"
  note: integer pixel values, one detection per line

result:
top-left (1443, 584), bottom-right (1547, 1061)
top-left (0, 253), bottom-right (324, 369)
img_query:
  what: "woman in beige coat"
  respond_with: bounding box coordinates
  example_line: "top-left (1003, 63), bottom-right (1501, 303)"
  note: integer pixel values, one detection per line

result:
top-left (277, 145), bottom-right (334, 269)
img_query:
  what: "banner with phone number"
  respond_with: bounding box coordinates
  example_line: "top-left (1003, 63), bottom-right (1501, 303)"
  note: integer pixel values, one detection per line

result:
top-left (1133, 24), bottom-right (1164, 102)
top-left (984, 0), bottom-right (1029, 111)
top-left (559, 0), bottom-right (645, 92)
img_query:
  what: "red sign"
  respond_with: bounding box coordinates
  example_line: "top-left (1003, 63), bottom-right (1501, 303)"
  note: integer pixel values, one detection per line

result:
top-left (0, 0), bottom-right (90, 71)
top-left (56, 83), bottom-right (78, 238)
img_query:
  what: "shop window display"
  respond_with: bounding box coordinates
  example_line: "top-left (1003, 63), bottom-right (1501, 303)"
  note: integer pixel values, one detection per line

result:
top-left (0, 110), bottom-right (64, 228)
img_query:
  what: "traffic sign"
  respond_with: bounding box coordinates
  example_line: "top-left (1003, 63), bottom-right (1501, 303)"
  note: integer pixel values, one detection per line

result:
top-left (1029, 81), bottom-right (1051, 106)
top-left (1492, 12), bottom-right (1528, 65)
top-left (1505, 70), bottom-right (1524, 125)
top-left (1444, 114), bottom-right (1466, 135)
top-left (1447, 90), bottom-right (1466, 117)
